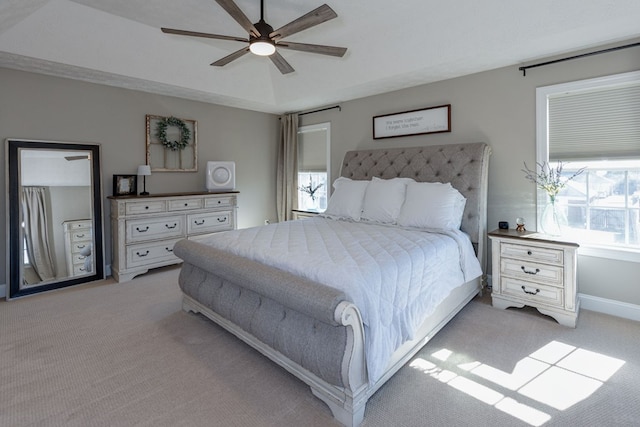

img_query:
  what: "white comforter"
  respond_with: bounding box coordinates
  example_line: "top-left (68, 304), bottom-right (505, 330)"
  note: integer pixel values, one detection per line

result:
top-left (197, 217), bottom-right (482, 382)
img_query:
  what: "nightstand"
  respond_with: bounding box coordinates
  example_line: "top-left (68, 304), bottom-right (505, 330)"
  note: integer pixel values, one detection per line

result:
top-left (291, 210), bottom-right (320, 220)
top-left (488, 229), bottom-right (579, 327)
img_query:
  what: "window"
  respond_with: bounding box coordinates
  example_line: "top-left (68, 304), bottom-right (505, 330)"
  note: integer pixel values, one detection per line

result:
top-left (297, 123), bottom-right (330, 212)
top-left (536, 71), bottom-right (640, 259)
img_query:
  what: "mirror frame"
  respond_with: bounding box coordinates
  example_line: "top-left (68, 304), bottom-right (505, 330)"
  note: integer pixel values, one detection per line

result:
top-left (6, 139), bottom-right (105, 299)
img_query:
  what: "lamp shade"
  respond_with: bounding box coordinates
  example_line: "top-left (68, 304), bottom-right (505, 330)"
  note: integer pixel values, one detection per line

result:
top-left (137, 165), bottom-right (151, 176)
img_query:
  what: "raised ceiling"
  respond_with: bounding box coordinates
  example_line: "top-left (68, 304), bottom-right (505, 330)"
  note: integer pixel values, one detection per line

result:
top-left (1, 0), bottom-right (639, 114)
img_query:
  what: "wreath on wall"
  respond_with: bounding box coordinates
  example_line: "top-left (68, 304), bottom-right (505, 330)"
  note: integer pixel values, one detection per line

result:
top-left (155, 116), bottom-right (191, 151)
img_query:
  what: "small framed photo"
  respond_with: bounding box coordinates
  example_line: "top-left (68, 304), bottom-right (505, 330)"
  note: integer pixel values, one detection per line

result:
top-left (113, 175), bottom-right (137, 196)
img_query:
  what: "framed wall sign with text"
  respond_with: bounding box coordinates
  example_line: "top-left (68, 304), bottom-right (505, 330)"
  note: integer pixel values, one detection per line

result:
top-left (373, 104), bottom-right (451, 139)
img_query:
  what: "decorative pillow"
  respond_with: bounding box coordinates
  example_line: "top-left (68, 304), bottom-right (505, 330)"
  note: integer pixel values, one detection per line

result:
top-left (397, 182), bottom-right (467, 230)
top-left (322, 177), bottom-right (369, 221)
top-left (361, 177), bottom-right (415, 224)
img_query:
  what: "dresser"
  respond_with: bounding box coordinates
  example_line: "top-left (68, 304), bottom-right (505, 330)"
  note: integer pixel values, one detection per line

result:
top-left (109, 192), bottom-right (238, 282)
top-left (488, 229), bottom-right (579, 327)
top-left (63, 219), bottom-right (93, 277)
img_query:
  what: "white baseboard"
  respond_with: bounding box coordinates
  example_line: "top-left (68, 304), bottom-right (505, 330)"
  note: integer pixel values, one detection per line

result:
top-left (486, 274), bottom-right (640, 323)
top-left (578, 293), bottom-right (640, 323)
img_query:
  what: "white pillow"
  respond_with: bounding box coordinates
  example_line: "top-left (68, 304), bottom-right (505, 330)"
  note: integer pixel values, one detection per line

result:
top-left (322, 177), bottom-right (369, 221)
top-left (361, 177), bottom-right (415, 224)
top-left (397, 182), bottom-right (467, 230)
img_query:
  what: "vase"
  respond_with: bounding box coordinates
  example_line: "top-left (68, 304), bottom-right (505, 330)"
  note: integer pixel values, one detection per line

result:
top-left (540, 197), bottom-right (567, 236)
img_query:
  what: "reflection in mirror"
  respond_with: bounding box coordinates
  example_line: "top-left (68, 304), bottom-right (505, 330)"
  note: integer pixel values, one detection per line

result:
top-left (6, 139), bottom-right (105, 299)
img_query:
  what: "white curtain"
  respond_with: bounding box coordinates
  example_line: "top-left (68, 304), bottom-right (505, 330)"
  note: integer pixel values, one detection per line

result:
top-left (276, 113), bottom-right (299, 222)
top-left (22, 186), bottom-right (57, 281)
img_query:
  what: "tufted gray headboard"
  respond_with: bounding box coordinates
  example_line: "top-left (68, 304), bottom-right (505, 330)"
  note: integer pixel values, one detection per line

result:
top-left (340, 142), bottom-right (491, 267)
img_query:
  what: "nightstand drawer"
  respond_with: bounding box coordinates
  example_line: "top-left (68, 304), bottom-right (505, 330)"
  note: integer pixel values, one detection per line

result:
top-left (500, 258), bottom-right (563, 286)
top-left (501, 277), bottom-right (563, 307)
top-left (501, 243), bottom-right (563, 265)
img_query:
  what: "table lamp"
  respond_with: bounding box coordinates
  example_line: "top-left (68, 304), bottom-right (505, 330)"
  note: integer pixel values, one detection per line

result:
top-left (137, 165), bottom-right (151, 195)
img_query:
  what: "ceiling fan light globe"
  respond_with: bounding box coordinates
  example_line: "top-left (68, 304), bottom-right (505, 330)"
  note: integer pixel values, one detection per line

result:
top-left (250, 40), bottom-right (276, 56)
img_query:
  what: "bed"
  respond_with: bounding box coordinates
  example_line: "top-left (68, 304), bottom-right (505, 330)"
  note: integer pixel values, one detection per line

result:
top-left (173, 142), bottom-right (491, 427)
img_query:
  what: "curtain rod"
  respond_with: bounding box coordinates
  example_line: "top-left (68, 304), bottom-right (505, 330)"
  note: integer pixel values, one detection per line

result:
top-left (518, 41), bottom-right (640, 76)
top-left (294, 105), bottom-right (342, 116)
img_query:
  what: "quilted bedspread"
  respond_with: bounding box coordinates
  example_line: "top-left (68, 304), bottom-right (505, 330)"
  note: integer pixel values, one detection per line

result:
top-left (196, 217), bottom-right (482, 382)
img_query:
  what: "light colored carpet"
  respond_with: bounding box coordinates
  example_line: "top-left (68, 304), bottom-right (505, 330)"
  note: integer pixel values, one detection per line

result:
top-left (1, 266), bottom-right (639, 427)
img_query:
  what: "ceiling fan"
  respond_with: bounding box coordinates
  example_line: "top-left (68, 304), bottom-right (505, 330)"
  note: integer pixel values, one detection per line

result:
top-left (161, 0), bottom-right (347, 74)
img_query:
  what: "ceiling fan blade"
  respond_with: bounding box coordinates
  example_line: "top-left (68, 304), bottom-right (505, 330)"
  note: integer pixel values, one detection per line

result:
top-left (270, 4), bottom-right (337, 41)
top-left (162, 27), bottom-right (248, 43)
top-left (276, 41), bottom-right (346, 57)
top-left (211, 47), bottom-right (251, 66)
top-left (269, 51), bottom-right (295, 74)
top-left (215, 0), bottom-right (260, 37)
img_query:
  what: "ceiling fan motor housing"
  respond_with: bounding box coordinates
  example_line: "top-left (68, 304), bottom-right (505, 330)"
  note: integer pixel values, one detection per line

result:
top-left (249, 19), bottom-right (275, 55)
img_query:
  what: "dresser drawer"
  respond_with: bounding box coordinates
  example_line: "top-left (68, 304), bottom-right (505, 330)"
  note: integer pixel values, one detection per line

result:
top-left (501, 277), bottom-right (563, 307)
top-left (204, 196), bottom-right (234, 209)
top-left (72, 264), bottom-right (91, 275)
top-left (501, 243), bottom-right (563, 265)
top-left (70, 230), bottom-right (92, 242)
top-left (126, 215), bottom-right (185, 243)
top-left (500, 258), bottom-right (563, 286)
top-left (125, 200), bottom-right (166, 215)
top-left (126, 239), bottom-right (181, 268)
top-left (72, 253), bottom-right (90, 264)
top-left (66, 220), bottom-right (92, 230)
top-left (70, 241), bottom-right (91, 253)
top-left (168, 198), bottom-right (204, 211)
top-left (187, 211), bottom-right (232, 234)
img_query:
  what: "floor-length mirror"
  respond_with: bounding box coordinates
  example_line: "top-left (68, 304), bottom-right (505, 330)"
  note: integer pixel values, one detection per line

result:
top-left (6, 139), bottom-right (105, 299)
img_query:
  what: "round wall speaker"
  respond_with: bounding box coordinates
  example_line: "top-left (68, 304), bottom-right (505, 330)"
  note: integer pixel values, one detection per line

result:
top-left (206, 161), bottom-right (235, 192)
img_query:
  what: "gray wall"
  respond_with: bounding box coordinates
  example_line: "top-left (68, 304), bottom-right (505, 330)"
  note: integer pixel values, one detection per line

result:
top-left (300, 38), bottom-right (640, 306)
top-left (2, 39), bottom-right (639, 307)
top-left (1, 68), bottom-right (279, 285)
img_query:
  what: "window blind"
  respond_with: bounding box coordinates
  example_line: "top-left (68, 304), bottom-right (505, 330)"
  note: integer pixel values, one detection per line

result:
top-left (548, 83), bottom-right (640, 161)
top-left (298, 129), bottom-right (327, 171)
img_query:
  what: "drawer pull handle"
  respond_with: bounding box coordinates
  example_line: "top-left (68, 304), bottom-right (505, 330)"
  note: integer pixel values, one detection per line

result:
top-left (521, 266), bottom-right (540, 275)
top-left (136, 226), bottom-right (149, 233)
top-left (79, 256), bottom-right (86, 260)
top-left (136, 250), bottom-right (150, 257)
top-left (521, 286), bottom-right (540, 295)
top-left (76, 233), bottom-right (85, 238)
top-left (217, 200), bottom-right (221, 204)
top-left (184, 203), bottom-right (188, 206)
top-left (217, 217), bottom-right (227, 223)
top-left (77, 244), bottom-right (86, 249)
top-left (165, 223), bottom-right (177, 229)
top-left (527, 250), bottom-right (532, 255)
top-left (194, 220), bottom-right (205, 225)
top-left (145, 206), bottom-right (149, 210)
top-left (165, 247), bottom-right (173, 252)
